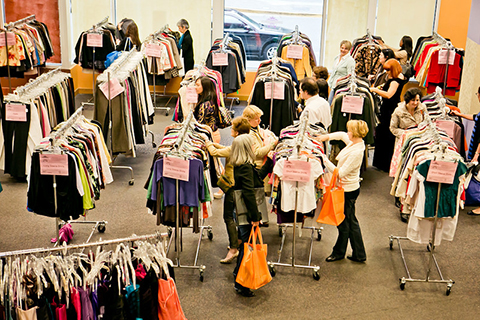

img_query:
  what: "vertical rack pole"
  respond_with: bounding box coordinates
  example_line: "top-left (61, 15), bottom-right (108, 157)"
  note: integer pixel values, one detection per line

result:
top-left (292, 180), bottom-right (298, 266)
top-left (175, 178), bottom-right (180, 266)
top-left (107, 72), bottom-right (112, 158)
top-left (442, 45), bottom-right (451, 95)
top-left (426, 182), bottom-right (442, 281)
top-left (153, 73), bottom-right (156, 108)
top-left (93, 47), bottom-right (96, 101)
top-left (4, 31), bottom-right (11, 93)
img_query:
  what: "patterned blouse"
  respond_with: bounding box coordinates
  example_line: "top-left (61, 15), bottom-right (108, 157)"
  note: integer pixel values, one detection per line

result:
top-left (194, 100), bottom-right (219, 131)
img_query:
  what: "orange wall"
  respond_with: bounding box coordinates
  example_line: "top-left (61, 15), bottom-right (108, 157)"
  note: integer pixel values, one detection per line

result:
top-left (437, 0), bottom-right (472, 48)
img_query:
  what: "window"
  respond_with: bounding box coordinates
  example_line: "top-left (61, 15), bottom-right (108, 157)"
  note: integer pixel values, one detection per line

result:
top-left (224, 15), bottom-right (246, 30)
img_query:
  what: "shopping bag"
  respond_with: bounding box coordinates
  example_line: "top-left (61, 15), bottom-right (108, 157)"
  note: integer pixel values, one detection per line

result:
top-left (216, 105), bottom-right (232, 129)
top-left (234, 188), bottom-right (269, 224)
top-left (236, 226), bottom-right (272, 290)
top-left (157, 277), bottom-right (187, 320)
top-left (316, 168), bottom-right (345, 226)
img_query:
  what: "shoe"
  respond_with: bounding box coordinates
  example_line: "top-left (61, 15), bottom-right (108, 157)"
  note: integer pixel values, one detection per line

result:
top-left (467, 210), bottom-right (480, 215)
top-left (235, 287), bottom-right (255, 297)
top-left (400, 212), bottom-right (409, 223)
top-left (325, 255), bottom-right (344, 262)
top-left (395, 197), bottom-right (401, 208)
top-left (220, 251), bottom-right (239, 264)
top-left (347, 256), bottom-right (366, 262)
top-left (214, 191), bottom-right (224, 199)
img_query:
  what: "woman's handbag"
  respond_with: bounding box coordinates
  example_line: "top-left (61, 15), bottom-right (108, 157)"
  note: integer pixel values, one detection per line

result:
top-left (217, 174), bottom-right (233, 193)
top-left (236, 226), bottom-right (272, 290)
top-left (316, 168), bottom-right (345, 226)
top-left (234, 188), bottom-right (269, 224)
top-left (216, 105), bottom-right (232, 129)
top-left (105, 38), bottom-right (131, 68)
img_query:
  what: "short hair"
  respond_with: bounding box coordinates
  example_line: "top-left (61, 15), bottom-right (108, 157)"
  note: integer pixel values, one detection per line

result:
top-left (313, 66), bottom-right (329, 80)
top-left (403, 87), bottom-right (423, 104)
top-left (316, 79), bottom-right (329, 99)
top-left (300, 77), bottom-right (319, 96)
top-left (346, 120), bottom-right (369, 138)
top-left (381, 48), bottom-right (395, 61)
top-left (383, 59), bottom-right (402, 78)
top-left (229, 134), bottom-right (255, 166)
top-left (340, 40), bottom-right (352, 51)
top-left (177, 19), bottom-right (189, 29)
top-left (242, 105), bottom-right (263, 120)
top-left (232, 116), bottom-right (251, 135)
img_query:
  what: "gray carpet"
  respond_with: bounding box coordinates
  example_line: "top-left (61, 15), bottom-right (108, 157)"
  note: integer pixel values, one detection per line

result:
top-left (1, 95), bottom-right (480, 319)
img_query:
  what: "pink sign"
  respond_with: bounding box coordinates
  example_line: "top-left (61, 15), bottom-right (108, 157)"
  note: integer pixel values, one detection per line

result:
top-left (282, 160), bottom-right (311, 183)
top-left (186, 87), bottom-right (198, 104)
top-left (212, 53), bottom-right (229, 66)
top-left (264, 82), bottom-right (285, 100)
top-left (0, 32), bottom-right (16, 46)
top-left (145, 43), bottom-right (162, 57)
top-left (40, 154), bottom-right (69, 176)
top-left (163, 156), bottom-right (190, 181)
top-left (86, 33), bottom-right (103, 47)
top-left (426, 160), bottom-right (458, 184)
top-left (435, 120), bottom-right (455, 140)
top-left (99, 78), bottom-right (125, 100)
top-left (286, 45), bottom-right (303, 60)
top-left (5, 103), bottom-right (27, 122)
top-left (341, 95), bottom-right (364, 115)
top-left (438, 49), bottom-right (455, 65)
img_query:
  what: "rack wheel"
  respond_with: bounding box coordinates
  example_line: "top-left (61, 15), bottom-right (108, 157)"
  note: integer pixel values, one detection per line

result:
top-left (317, 230), bottom-right (322, 241)
top-left (278, 226), bottom-right (283, 237)
top-left (446, 286), bottom-right (452, 296)
top-left (313, 271), bottom-right (320, 281)
top-left (168, 228), bottom-right (172, 238)
top-left (98, 223), bottom-right (106, 233)
top-left (165, 111), bottom-right (169, 116)
top-left (152, 142), bottom-right (157, 148)
top-left (235, 99), bottom-right (240, 105)
top-left (207, 230), bottom-right (213, 241)
top-left (389, 240), bottom-right (393, 250)
top-left (399, 278), bottom-right (406, 290)
top-left (199, 271), bottom-right (204, 282)
top-left (129, 180), bottom-right (134, 186)
top-left (269, 266), bottom-right (276, 277)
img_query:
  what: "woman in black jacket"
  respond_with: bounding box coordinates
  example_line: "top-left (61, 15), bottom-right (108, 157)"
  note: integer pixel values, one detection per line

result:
top-left (230, 134), bottom-right (273, 297)
top-left (177, 19), bottom-right (194, 73)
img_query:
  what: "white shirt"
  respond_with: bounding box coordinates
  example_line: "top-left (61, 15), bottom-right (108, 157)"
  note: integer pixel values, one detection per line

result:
top-left (303, 95), bottom-right (332, 129)
top-left (328, 53), bottom-right (355, 89)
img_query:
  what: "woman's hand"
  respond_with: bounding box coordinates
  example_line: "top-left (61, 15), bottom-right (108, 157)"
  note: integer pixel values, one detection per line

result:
top-left (252, 221), bottom-right (260, 227)
top-left (450, 110), bottom-right (461, 117)
top-left (473, 153), bottom-right (479, 163)
top-left (370, 87), bottom-right (377, 94)
top-left (315, 135), bottom-right (329, 142)
top-left (267, 151), bottom-right (275, 159)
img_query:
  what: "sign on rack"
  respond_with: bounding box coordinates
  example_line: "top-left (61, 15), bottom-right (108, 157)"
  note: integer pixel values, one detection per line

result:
top-left (186, 87), bottom-right (198, 104)
top-left (438, 49), bottom-right (455, 65)
top-left (264, 82), bottom-right (285, 100)
top-left (212, 53), bottom-right (229, 66)
top-left (286, 45), bottom-right (303, 60)
top-left (282, 160), bottom-right (311, 183)
top-left (163, 156), bottom-right (190, 181)
top-left (0, 32), bottom-right (16, 46)
top-left (145, 43), bottom-right (162, 57)
top-left (426, 160), bottom-right (458, 184)
top-left (99, 78), bottom-right (125, 100)
top-left (5, 103), bottom-right (27, 122)
top-left (341, 95), bottom-right (364, 115)
top-left (86, 33), bottom-right (103, 47)
top-left (40, 154), bottom-right (69, 176)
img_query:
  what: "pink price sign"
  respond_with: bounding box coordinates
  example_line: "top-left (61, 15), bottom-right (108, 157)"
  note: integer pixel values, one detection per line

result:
top-left (282, 160), bottom-right (311, 183)
top-left (0, 32), bottom-right (16, 46)
top-left (163, 156), bottom-right (190, 181)
top-left (438, 49), bottom-right (455, 65)
top-left (435, 120), bottom-right (455, 139)
top-left (286, 45), bottom-right (303, 60)
top-left (40, 154), bottom-right (69, 176)
top-left (145, 43), bottom-right (162, 57)
top-left (212, 53), bottom-right (229, 66)
top-left (341, 95), bottom-right (364, 114)
top-left (99, 78), bottom-right (125, 100)
top-left (185, 87), bottom-right (198, 104)
top-left (5, 103), bottom-right (27, 122)
top-left (264, 82), bottom-right (285, 100)
top-left (426, 160), bottom-right (458, 184)
top-left (86, 33), bottom-right (103, 47)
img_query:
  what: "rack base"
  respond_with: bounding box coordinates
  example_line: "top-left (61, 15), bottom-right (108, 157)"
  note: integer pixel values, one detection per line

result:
top-left (110, 155), bottom-right (134, 185)
top-left (152, 89), bottom-right (173, 116)
top-left (148, 130), bottom-right (156, 148)
top-left (389, 235), bottom-right (454, 295)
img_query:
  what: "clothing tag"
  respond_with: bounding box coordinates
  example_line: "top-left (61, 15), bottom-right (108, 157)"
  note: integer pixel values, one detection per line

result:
top-left (87, 33), bottom-right (103, 47)
top-left (145, 43), bottom-right (162, 57)
top-left (0, 32), bottom-right (16, 46)
top-left (212, 53), bottom-right (229, 66)
top-left (40, 154), bottom-right (69, 176)
top-left (264, 82), bottom-right (284, 100)
top-left (163, 156), bottom-right (190, 181)
top-left (435, 120), bottom-right (455, 140)
top-left (283, 160), bottom-right (311, 182)
top-left (5, 103), bottom-right (27, 122)
top-left (286, 45), bottom-right (303, 59)
top-left (185, 87), bottom-right (198, 103)
top-left (438, 49), bottom-right (455, 65)
top-left (341, 96), bottom-right (364, 115)
top-left (426, 160), bottom-right (457, 184)
top-left (99, 78), bottom-right (125, 100)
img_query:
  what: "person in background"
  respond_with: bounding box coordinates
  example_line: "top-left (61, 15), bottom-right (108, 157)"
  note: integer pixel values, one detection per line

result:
top-left (205, 117), bottom-right (252, 264)
top-left (297, 77), bottom-right (331, 129)
top-left (115, 21), bottom-right (141, 51)
top-left (316, 120), bottom-right (369, 263)
top-left (115, 18), bottom-right (134, 44)
top-left (328, 40), bottom-right (356, 104)
top-left (316, 78), bottom-right (329, 100)
top-left (194, 76), bottom-right (221, 143)
top-left (177, 19), bottom-right (194, 73)
top-left (313, 66), bottom-right (329, 81)
top-left (230, 134), bottom-right (274, 297)
top-left (380, 35), bottom-right (413, 65)
top-left (368, 48), bottom-right (396, 87)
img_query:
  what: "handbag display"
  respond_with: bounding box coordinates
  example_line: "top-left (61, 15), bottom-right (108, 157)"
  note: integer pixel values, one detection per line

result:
top-left (316, 168), bottom-right (345, 226)
top-left (236, 226), bottom-right (272, 290)
top-left (216, 104), bottom-right (232, 129)
top-left (234, 187), bottom-right (269, 224)
top-left (217, 174), bottom-right (233, 193)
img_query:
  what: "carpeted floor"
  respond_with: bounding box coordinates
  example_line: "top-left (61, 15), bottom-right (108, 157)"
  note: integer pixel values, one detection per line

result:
top-left (1, 95), bottom-right (480, 319)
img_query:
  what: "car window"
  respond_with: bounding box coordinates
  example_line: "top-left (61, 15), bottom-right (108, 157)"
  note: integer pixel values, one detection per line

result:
top-left (224, 15), bottom-right (246, 29)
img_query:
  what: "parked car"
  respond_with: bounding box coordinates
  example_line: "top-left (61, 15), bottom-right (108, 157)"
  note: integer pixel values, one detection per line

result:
top-left (224, 9), bottom-right (290, 60)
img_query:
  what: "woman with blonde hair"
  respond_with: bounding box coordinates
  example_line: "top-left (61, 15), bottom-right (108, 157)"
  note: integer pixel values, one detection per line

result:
top-left (328, 40), bottom-right (356, 103)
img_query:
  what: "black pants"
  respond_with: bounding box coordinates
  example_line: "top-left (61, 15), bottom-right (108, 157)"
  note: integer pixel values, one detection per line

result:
top-left (331, 188), bottom-right (366, 260)
top-left (233, 224), bottom-right (253, 289)
top-left (224, 188), bottom-right (238, 249)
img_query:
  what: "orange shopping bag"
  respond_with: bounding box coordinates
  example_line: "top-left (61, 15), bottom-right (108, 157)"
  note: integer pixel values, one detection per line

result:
top-left (158, 277), bottom-right (187, 320)
top-left (317, 168), bottom-right (345, 226)
top-left (236, 226), bottom-right (272, 290)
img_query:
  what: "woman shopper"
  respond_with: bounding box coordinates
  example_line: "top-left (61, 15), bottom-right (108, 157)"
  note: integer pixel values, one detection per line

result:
top-left (316, 120), bottom-right (369, 262)
top-left (327, 40), bottom-right (356, 103)
top-left (194, 76), bottom-right (222, 143)
top-left (115, 21), bottom-right (141, 51)
top-left (368, 48), bottom-right (395, 87)
top-left (231, 135), bottom-right (273, 297)
top-left (204, 117), bottom-right (251, 263)
top-left (380, 35), bottom-right (413, 66)
top-left (177, 19), bottom-right (194, 73)
top-left (370, 59), bottom-right (408, 172)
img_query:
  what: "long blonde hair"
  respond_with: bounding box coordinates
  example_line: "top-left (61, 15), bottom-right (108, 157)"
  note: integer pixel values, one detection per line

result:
top-left (229, 134), bottom-right (255, 166)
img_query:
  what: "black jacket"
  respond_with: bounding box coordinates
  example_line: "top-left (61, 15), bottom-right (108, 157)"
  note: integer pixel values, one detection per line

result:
top-left (181, 30), bottom-right (194, 72)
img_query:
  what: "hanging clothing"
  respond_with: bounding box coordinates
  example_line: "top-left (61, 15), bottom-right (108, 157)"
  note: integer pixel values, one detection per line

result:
top-left (74, 26), bottom-right (116, 70)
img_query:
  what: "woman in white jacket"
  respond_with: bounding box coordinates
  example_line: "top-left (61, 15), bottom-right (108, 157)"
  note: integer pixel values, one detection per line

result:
top-left (327, 40), bottom-right (356, 103)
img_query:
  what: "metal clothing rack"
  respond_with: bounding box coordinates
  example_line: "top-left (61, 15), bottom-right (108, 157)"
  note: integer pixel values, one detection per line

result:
top-left (217, 32), bottom-right (240, 110)
top-left (268, 111), bottom-right (321, 280)
top-left (432, 32), bottom-right (454, 95)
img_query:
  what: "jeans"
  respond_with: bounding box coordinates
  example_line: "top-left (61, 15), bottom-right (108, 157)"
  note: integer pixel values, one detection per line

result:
top-left (233, 224), bottom-right (253, 289)
top-left (223, 188), bottom-right (238, 249)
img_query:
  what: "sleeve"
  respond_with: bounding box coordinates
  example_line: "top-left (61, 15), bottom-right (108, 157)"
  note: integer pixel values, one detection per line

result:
top-left (347, 56), bottom-right (355, 75)
top-left (322, 156), bottom-right (337, 173)
top-left (389, 109), bottom-right (404, 138)
top-left (237, 165), bottom-right (262, 222)
top-left (327, 132), bottom-right (350, 145)
top-left (251, 131), bottom-right (271, 159)
top-left (194, 103), bottom-right (205, 124)
top-left (395, 50), bottom-right (408, 62)
top-left (257, 157), bottom-right (274, 180)
top-left (182, 33), bottom-right (192, 54)
top-left (205, 141), bottom-right (231, 158)
top-left (337, 150), bottom-right (363, 180)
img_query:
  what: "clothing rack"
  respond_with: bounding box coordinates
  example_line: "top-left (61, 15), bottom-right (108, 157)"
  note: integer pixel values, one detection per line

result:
top-left (217, 32), bottom-right (240, 110)
top-left (12, 67), bottom-right (63, 97)
top-left (432, 32), bottom-right (454, 95)
top-left (268, 110), bottom-right (321, 280)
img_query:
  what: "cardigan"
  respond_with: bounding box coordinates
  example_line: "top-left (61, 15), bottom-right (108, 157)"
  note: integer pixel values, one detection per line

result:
top-left (328, 54), bottom-right (355, 89)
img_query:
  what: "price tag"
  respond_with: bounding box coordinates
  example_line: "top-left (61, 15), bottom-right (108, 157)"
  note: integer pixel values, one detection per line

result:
top-left (145, 43), bottom-right (162, 57)
top-left (426, 160), bottom-right (458, 184)
top-left (438, 49), bottom-right (455, 65)
top-left (99, 78), bottom-right (125, 100)
top-left (87, 33), bottom-right (103, 47)
top-left (212, 53), bottom-right (229, 66)
top-left (163, 156), bottom-right (190, 181)
top-left (264, 82), bottom-right (285, 100)
top-left (185, 87), bottom-right (198, 104)
top-left (286, 45), bottom-right (303, 59)
top-left (435, 120), bottom-right (455, 140)
top-left (282, 160), bottom-right (311, 183)
top-left (5, 103), bottom-right (27, 122)
top-left (0, 32), bottom-right (16, 46)
top-left (40, 154), bottom-right (69, 176)
top-left (341, 95), bottom-right (364, 114)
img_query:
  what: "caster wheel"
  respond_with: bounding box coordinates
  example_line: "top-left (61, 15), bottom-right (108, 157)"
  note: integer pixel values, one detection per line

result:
top-left (199, 273), bottom-right (204, 282)
top-left (207, 230), bottom-right (213, 241)
top-left (152, 143), bottom-right (157, 148)
top-left (235, 99), bottom-right (240, 105)
top-left (389, 241), bottom-right (393, 250)
top-left (317, 231), bottom-right (322, 241)
top-left (166, 112), bottom-right (169, 116)
top-left (313, 272), bottom-right (320, 281)
top-left (129, 180), bottom-right (134, 186)
top-left (446, 287), bottom-right (452, 296)
top-left (278, 227), bottom-right (283, 237)
top-left (269, 266), bottom-right (276, 277)
top-left (98, 224), bottom-right (106, 233)
top-left (399, 279), bottom-right (406, 290)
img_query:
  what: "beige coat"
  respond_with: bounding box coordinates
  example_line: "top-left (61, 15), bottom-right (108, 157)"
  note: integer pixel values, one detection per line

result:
top-left (390, 101), bottom-right (427, 145)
